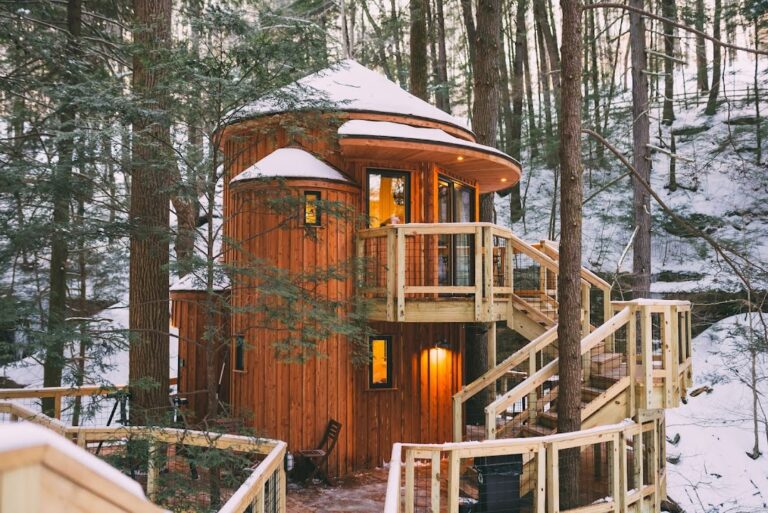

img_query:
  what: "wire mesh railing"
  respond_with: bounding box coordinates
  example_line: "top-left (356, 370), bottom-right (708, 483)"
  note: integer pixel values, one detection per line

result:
top-left (0, 400), bottom-right (287, 513)
top-left (385, 414), bottom-right (666, 513)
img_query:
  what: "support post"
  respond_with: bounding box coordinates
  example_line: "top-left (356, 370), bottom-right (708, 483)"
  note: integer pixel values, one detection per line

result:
top-left (430, 452), bottom-right (441, 513)
top-left (147, 440), bottom-right (160, 503)
top-left (447, 451), bottom-right (460, 513)
top-left (396, 227), bottom-right (406, 321)
top-left (405, 449), bottom-right (415, 513)
top-left (483, 226), bottom-right (494, 321)
top-left (386, 229), bottom-right (396, 322)
top-left (474, 227), bottom-right (483, 320)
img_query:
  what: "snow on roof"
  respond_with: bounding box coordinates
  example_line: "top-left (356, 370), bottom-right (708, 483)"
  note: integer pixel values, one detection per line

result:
top-left (0, 423), bottom-right (148, 500)
top-left (230, 147), bottom-right (350, 184)
top-left (239, 59), bottom-right (470, 134)
top-left (338, 119), bottom-right (516, 163)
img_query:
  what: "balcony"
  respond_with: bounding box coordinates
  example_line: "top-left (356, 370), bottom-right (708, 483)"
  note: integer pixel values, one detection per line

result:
top-left (356, 223), bottom-right (611, 326)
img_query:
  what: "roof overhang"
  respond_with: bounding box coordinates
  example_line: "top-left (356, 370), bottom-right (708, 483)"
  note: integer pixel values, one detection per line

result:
top-left (337, 120), bottom-right (522, 193)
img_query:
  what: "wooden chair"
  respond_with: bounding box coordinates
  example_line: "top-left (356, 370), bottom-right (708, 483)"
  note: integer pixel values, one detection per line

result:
top-left (297, 419), bottom-right (342, 485)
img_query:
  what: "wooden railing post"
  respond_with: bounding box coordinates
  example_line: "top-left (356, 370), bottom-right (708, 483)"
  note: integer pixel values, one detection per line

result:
top-left (483, 226), bottom-right (494, 321)
top-left (53, 395), bottom-right (62, 420)
top-left (528, 348), bottom-right (538, 425)
top-left (546, 443), bottom-right (558, 513)
top-left (452, 396), bottom-right (463, 442)
top-left (147, 440), bottom-right (160, 503)
top-left (627, 306), bottom-right (637, 418)
top-left (535, 446), bottom-right (546, 513)
top-left (430, 452), bottom-right (441, 513)
top-left (447, 451), bottom-right (460, 513)
top-left (396, 227), bottom-right (406, 321)
top-left (663, 306), bottom-right (674, 408)
top-left (618, 433), bottom-right (628, 512)
top-left (386, 229), bottom-right (396, 322)
top-left (405, 449), bottom-right (415, 513)
top-left (610, 433), bottom-right (621, 512)
top-left (640, 306), bottom-right (653, 410)
top-left (474, 227), bottom-right (483, 321)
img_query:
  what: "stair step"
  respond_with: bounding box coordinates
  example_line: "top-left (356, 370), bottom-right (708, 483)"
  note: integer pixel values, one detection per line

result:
top-left (590, 353), bottom-right (623, 374)
top-left (523, 424), bottom-right (555, 437)
top-left (581, 386), bottom-right (605, 400)
top-left (590, 372), bottom-right (621, 389)
top-left (538, 411), bottom-right (558, 429)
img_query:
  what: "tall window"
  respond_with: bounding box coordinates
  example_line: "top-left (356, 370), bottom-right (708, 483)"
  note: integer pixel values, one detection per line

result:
top-left (304, 191), bottom-right (321, 226)
top-left (367, 170), bottom-right (409, 227)
top-left (235, 334), bottom-right (246, 371)
top-left (369, 335), bottom-right (393, 389)
top-left (437, 176), bottom-right (476, 286)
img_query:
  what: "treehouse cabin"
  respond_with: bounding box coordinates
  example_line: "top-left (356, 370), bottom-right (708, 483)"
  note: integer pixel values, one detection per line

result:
top-left (169, 59), bottom-right (693, 491)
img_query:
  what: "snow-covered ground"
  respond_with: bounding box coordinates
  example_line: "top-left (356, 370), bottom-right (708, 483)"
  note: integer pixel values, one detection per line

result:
top-left (666, 314), bottom-right (768, 513)
top-left (499, 55), bottom-right (768, 294)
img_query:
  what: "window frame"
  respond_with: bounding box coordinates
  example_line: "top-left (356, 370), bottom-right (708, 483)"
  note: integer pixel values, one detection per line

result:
top-left (368, 335), bottom-right (394, 389)
top-left (366, 169), bottom-right (411, 228)
top-left (234, 334), bottom-right (246, 372)
top-left (303, 190), bottom-right (322, 227)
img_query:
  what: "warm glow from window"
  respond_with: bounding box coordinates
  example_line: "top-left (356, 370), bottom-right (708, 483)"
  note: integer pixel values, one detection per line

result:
top-left (369, 336), bottom-right (392, 388)
top-left (304, 191), bottom-right (320, 226)
top-left (368, 171), bottom-right (408, 227)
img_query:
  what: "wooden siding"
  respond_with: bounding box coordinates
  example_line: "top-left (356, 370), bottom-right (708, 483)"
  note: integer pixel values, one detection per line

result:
top-left (355, 322), bottom-right (465, 469)
top-left (227, 178), bottom-right (359, 477)
top-left (170, 291), bottom-right (230, 425)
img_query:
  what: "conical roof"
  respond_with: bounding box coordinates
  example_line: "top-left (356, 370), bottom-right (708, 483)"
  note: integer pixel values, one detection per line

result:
top-left (239, 59), bottom-right (470, 136)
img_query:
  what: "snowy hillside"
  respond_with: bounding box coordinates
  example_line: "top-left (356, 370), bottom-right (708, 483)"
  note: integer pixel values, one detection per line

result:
top-left (498, 56), bottom-right (768, 294)
top-left (666, 314), bottom-right (768, 513)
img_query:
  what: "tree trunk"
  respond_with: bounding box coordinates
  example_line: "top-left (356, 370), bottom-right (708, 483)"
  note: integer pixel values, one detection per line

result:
top-left (630, 0), bottom-right (652, 298)
top-left (588, 0), bottom-right (603, 160)
top-left (434, 0), bottom-right (451, 112)
top-left (464, 0), bottom-right (501, 425)
top-left (460, 0), bottom-right (477, 70)
top-left (508, 0), bottom-right (528, 223)
top-left (43, 0), bottom-right (81, 416)
top-left (662, 0), bottom-right (677, 124)
top-left (129, 0), bottom-right (172, 425)
top-left (523, 37), bottom-right (538, 157)
top-left (534, 0), bottom-right (561, 97)
top-left (391, 0), bottom-right (407, 88)
top-left (695, 0), bottom-right (708, 93)
top-left (410, 0), bottom-right (429, 100)
top-left (705, 0), bottom-right (722, 115)
top-left (557, 0), bottom-right (584, 506)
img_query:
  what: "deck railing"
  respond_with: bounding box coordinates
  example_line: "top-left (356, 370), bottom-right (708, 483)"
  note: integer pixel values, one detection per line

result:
top-left (384, 413), bottom-right (666, 513)
top-left (356, 223), bottom-right (610, 327)
top-left (0, 400), bottom-right (286, 513)
top-left (452, 300), bottom-right (692, 442)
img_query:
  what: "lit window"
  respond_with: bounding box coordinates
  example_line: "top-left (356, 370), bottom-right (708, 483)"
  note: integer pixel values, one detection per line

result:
top-left (235, 334), bottom-right (246, 371)
top-left (369, 336), bottom-right (393, 389)
top-left (367, 170), bottom-right (409, 227)
top-left (304, 191), bottom-right (321, 226)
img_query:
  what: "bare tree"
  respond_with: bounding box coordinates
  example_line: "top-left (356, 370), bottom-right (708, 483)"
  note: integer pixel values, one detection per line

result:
top-left (410, 0), bottom-right (429, 100)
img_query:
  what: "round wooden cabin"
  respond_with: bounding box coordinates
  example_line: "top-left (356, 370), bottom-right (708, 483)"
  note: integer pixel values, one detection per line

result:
top-left (172, 60), bottom-right (523, 476)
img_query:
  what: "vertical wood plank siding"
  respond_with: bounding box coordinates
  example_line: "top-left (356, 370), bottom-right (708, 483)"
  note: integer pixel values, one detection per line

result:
top-left (169, 114), bottom-right (479, 476)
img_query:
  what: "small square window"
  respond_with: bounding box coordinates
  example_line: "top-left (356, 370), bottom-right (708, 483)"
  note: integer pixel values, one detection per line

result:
top-left (235, 334), bottom-right (246, 371)
top-left (304, 191), bottom-right (321, 226)
top-left (369, 335), bottom-right (393, 389)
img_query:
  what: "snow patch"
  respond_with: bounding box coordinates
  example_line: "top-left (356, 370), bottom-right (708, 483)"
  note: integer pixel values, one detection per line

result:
top-left (230, 147), bottom-right (350, 184)
top-left (239, 59), bottom-right (470, 132)
top-left (666, 313), bottom-right (768, 513)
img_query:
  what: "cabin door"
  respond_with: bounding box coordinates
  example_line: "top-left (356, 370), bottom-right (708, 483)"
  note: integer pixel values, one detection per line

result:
top-left (437, 177), bottom-right (476, 286)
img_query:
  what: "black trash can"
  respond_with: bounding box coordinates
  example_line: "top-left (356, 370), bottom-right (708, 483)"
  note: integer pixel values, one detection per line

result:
top-left (474, 454), bottom-right (523, 513)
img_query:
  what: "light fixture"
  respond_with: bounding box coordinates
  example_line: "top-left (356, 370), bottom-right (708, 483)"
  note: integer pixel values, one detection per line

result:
top-left (456, 155), bottom-right (464, 161)
top-left (434, 338), bottom-right (451, 349)
top-left (500, 177), bottom-right (508, 183)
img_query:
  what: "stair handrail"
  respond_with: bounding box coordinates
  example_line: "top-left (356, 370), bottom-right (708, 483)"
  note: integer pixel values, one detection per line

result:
top-left (452, 325), bottom-right (559, 440)
top-left (533, 240), bottom-right (611, 293)
top-left (485, 306), bottom-right (633, 439)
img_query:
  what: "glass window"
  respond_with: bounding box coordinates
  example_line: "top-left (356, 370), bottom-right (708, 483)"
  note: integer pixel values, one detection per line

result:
top-left (235, 334), bottom-right (245, 371)
top-left (367, 170), bottom-right (409, 227)
top-left (304, 191), bottom-right (321, 226)
top-left (369, 335), bottom-right (393, 388)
